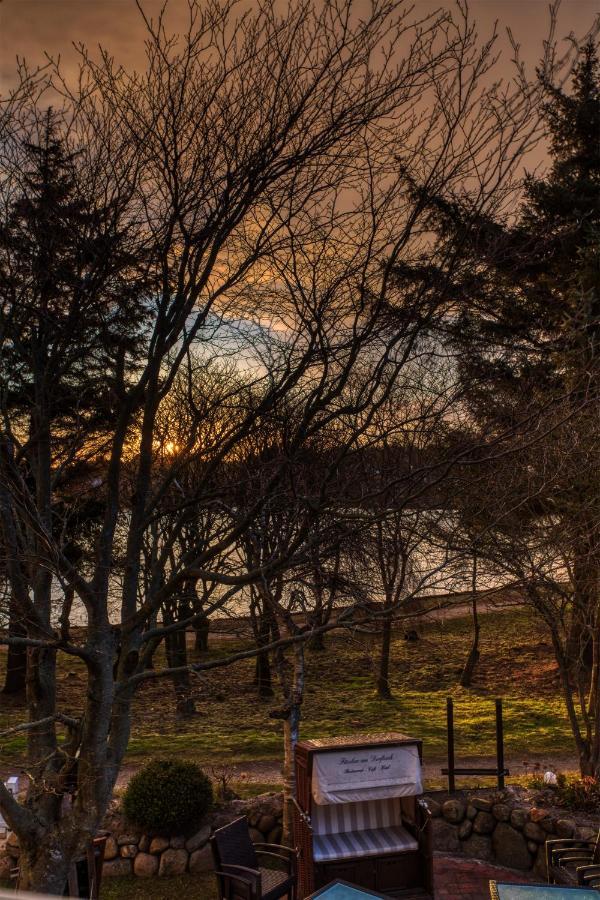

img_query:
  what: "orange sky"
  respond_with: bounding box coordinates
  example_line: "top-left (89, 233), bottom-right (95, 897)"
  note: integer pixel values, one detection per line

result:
top-left (1, 0), bottom-right (598, 94)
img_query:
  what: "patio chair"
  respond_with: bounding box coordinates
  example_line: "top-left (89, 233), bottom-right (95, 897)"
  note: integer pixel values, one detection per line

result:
top-left (210, 816), bottom-right (298, 900)
top-left (546, 831), bottom-right (600, 888)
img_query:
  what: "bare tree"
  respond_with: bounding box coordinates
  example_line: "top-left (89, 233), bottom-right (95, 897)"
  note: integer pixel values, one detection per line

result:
top-left (0, 0), bottom-right (543, 890)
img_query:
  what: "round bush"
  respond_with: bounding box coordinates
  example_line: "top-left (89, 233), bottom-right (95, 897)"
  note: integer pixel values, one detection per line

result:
top-left (123, 759), bottom-right (213, 833)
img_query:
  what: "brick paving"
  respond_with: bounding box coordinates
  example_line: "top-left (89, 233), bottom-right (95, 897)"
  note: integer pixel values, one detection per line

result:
top-left (433, 853), bottom-right (539, 900)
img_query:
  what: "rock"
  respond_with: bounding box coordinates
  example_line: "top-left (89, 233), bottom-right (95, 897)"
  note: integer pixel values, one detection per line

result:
top-left (541, 817), bottom-right (556, 834)
top-left (134, 852), bottom-right (159, 877)
top-left (189, 844), bottom-right (214, 874)
top-left (533, 844), bottom-right (548, 880)
top-left (527, 841), bottom-right (539, 854)
top-left (120, 844), bottom-right (138, 858)
top-left (492, 804), bottom-right (511, 822)
top-left (186, 825), bottom-right (211, 853)
top-left (524, 821), bottom-right (546, 843)
top-left (466, 805), bottom-right (477, 820)
top-left (248, 812), bottom-right (260, 827)
top-left (103, 858), bottom-right (133, 878)
top-left (462, 833), bottom-right (492, 861)
top-left (424, 798), bottom-right (442, 818)
top-left (258, 814), bottom-right (277, 834)
top-left (117, 833), bottom-right (138, 846)
top-left (471, 797), bottom-right (493, 812)
top-left (149, 836), bottom-right (170, 855)
top-left (458, 820), bottom-right (473, 841)
top-left (170, 835), bottom-right (185, 849)
top-left (493, 822), bottom-right (532, 871)
top-left (510, 808), bottom-right (528, 830)
top-left (267, 826), bottom-right (282, 845)
top-left (103, 836), bottom-right (118, 861)
top-left (576, 826), bottom-right (597, 842)
top-left (139, 835), bottom-right (150, 853)
top-left (473, 811), bottom-right (495, 835)
top-left (530, 808), bottom-right (550, 823)
top-left (431, 818), bottom-right (460, 852)
top-left (555, 818), bottom-right (576, 838)
top-left (6, 833), bottom-right (19, 850)
top-left (442, 799), bottom-right (466, 824)
top-left (0, 854), bottom-right (13, 880)
top-left (248, 827), bottom-right (263, 844)
top-left (159, 848), bottom-right (188, 877)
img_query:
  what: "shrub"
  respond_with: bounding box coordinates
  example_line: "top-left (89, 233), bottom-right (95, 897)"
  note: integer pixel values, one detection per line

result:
top-left (527, 772), bottom-right (600, 812)
top-left (123, 759), bottom-right (213, 833)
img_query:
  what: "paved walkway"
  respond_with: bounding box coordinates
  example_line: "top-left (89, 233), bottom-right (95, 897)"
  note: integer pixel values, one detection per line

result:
top-left (434, 854), bottom-right (539, 899)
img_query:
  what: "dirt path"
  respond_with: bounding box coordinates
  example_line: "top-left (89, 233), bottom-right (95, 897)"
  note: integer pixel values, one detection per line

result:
top-left (0, 752), bottom-right (581, 793)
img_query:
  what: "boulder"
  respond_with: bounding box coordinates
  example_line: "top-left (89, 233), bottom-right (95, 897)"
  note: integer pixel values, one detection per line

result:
top-left (524, 821), bottom-right (546, 843)
top-left (473, 811), bottom-right (495, 835)
top-left (431, 818), bottom-right (460, 853)
top-left (0, 854), bottom-right (13, 881)
top-left (493, 822), bottom-right (532, 871)
top-left (134, 852), bottom-right (159, 877)
top-left (6, 833), bottom-right (19, 851)
top-left (120, 844), bottom-right (138, 859)
top-left (540, 817), bottom-right (556, 834)
top-left (424, 798), bottom-right (442, 818)
top-left (189, 844), bottom-right (214, 875)
top-left (492, 804), bottom-right (510, 822)
top-left (103, 858), bottom-right (133, 878)
top-left (103, 836), bottom-right (118, 861)
top-left (533, 844), bottom-right (548, 880)
top-left (248, 827), bottom-right (263, 844)
top-left (159, 848), bottom-right (188, 877)
top-left (149, 836), bottom-right (170, 855)
top-left (117, 833), bottom-right (138, 846)
top-left (170, 836), bottom-right (185, 849)
top-left (267, 826), bottom-right (282, 845)
top-left (466, 805), bottom-right (477, 820)
top-left (510, 808), bottom-right (528, 830)
top-left (576, 826), bottom-right (597, 842)
top-left (258, 814), bottom-right (277, 834)
top-left (139, 835), bottom-right (150, 853)
top-left (458, 820), bottom-right (473, 841)
top-left (555, 818), bottom-right (576, 838)
top-left (530, 808), bottom-right (550, 823)
top-left (462, 833), bottom-right (492, 861)
top-left (442, 799), bottom-right (466, 824)
top-left (470, 797), bottom-right (493, 812)
top-left (186, 825), bottom-right (212, 853)
top-left (527, 841), bottom-right (538, 854)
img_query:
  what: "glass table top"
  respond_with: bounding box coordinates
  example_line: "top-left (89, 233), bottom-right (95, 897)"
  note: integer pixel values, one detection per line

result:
top-left (491, 883), bottom-right (600, 899)
top-left (309, 882), bottom-right (387, 899)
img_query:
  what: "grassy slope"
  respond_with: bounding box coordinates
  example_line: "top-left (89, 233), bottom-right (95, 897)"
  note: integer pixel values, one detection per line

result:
top-left (0, 606), bottom-right (571, 769)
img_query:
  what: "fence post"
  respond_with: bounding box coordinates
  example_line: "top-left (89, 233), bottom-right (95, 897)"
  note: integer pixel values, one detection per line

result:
top-left (496, 698), bottom-right (505, 790)
top-left (446, 697), bottom-right (455, 792)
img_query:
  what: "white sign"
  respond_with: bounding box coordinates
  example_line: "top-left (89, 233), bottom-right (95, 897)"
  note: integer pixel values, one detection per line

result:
top-left (312, 743), bottom-right (422, 804)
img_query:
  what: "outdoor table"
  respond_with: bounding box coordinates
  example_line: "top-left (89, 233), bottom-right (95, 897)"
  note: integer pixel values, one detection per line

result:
top-left (490, 882), bottom-right (600, 899)
top-left (308, 880), bottom-right (388, 899)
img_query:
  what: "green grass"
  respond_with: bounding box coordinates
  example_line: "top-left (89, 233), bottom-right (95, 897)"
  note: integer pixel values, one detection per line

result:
top-left (0, 606), bottom-right (576, 777)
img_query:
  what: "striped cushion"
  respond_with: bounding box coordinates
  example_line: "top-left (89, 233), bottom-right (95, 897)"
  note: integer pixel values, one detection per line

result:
top-left (313, 824), bottom-right (418, 862)
top-left (312, 798), bottom-right (400, 835)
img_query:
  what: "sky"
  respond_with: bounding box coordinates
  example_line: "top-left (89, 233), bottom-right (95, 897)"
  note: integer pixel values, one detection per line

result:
top-left (0, 0), bottom-right (598, 95)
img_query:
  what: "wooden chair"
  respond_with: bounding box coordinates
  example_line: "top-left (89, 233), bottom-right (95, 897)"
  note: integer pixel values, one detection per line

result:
top-left (210, 816), bottom-right (298, 900)
top-left (546, 832), bottom-right (600, 888)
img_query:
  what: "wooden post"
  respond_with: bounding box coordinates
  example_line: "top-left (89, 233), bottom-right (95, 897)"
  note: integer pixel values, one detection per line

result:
top-left (446, 697), bottom-right (455, 792)
top-left (495, 698), bottom-right (505, 790)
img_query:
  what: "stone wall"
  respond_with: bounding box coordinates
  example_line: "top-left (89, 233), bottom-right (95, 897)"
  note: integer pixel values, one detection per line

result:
top-left (425, 790), bottom-right (599, 877)
top-left (0, 793), bottom-right (283, 881)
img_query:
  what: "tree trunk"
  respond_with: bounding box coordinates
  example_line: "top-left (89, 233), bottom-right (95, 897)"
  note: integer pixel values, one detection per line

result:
top-left (2, 596), bottom-right (27, 696)
top-left (460, 553), bottom-right (480, 688)
top-left (376, 606), bottom-right (393, 699)
top-left (281, 642), bottom-right (304, 846)
top-left (194, 615), bottom-right (210, 653)
top-left (164, 602), bottom-right (196, 717)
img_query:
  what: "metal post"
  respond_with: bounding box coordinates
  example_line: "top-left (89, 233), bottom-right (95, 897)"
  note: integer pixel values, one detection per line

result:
top-left (447, 697), bottom-right (455, 792)
top-left (496, 698), bottom-right (505, 790)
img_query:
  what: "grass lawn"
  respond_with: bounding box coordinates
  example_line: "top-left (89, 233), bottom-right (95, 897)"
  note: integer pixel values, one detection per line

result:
top-left (102, 874), bottom-right (218, 899)
top-left (0, 605), bottom-right (574, 776)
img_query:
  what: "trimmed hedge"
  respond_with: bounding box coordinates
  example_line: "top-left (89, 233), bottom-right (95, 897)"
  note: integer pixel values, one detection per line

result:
top-left (123, 759), bottom-right (213, 833)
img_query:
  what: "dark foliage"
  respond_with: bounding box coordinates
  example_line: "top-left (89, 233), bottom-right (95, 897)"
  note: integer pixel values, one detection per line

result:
top-left (123, 759), bottom-right (213, 834)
